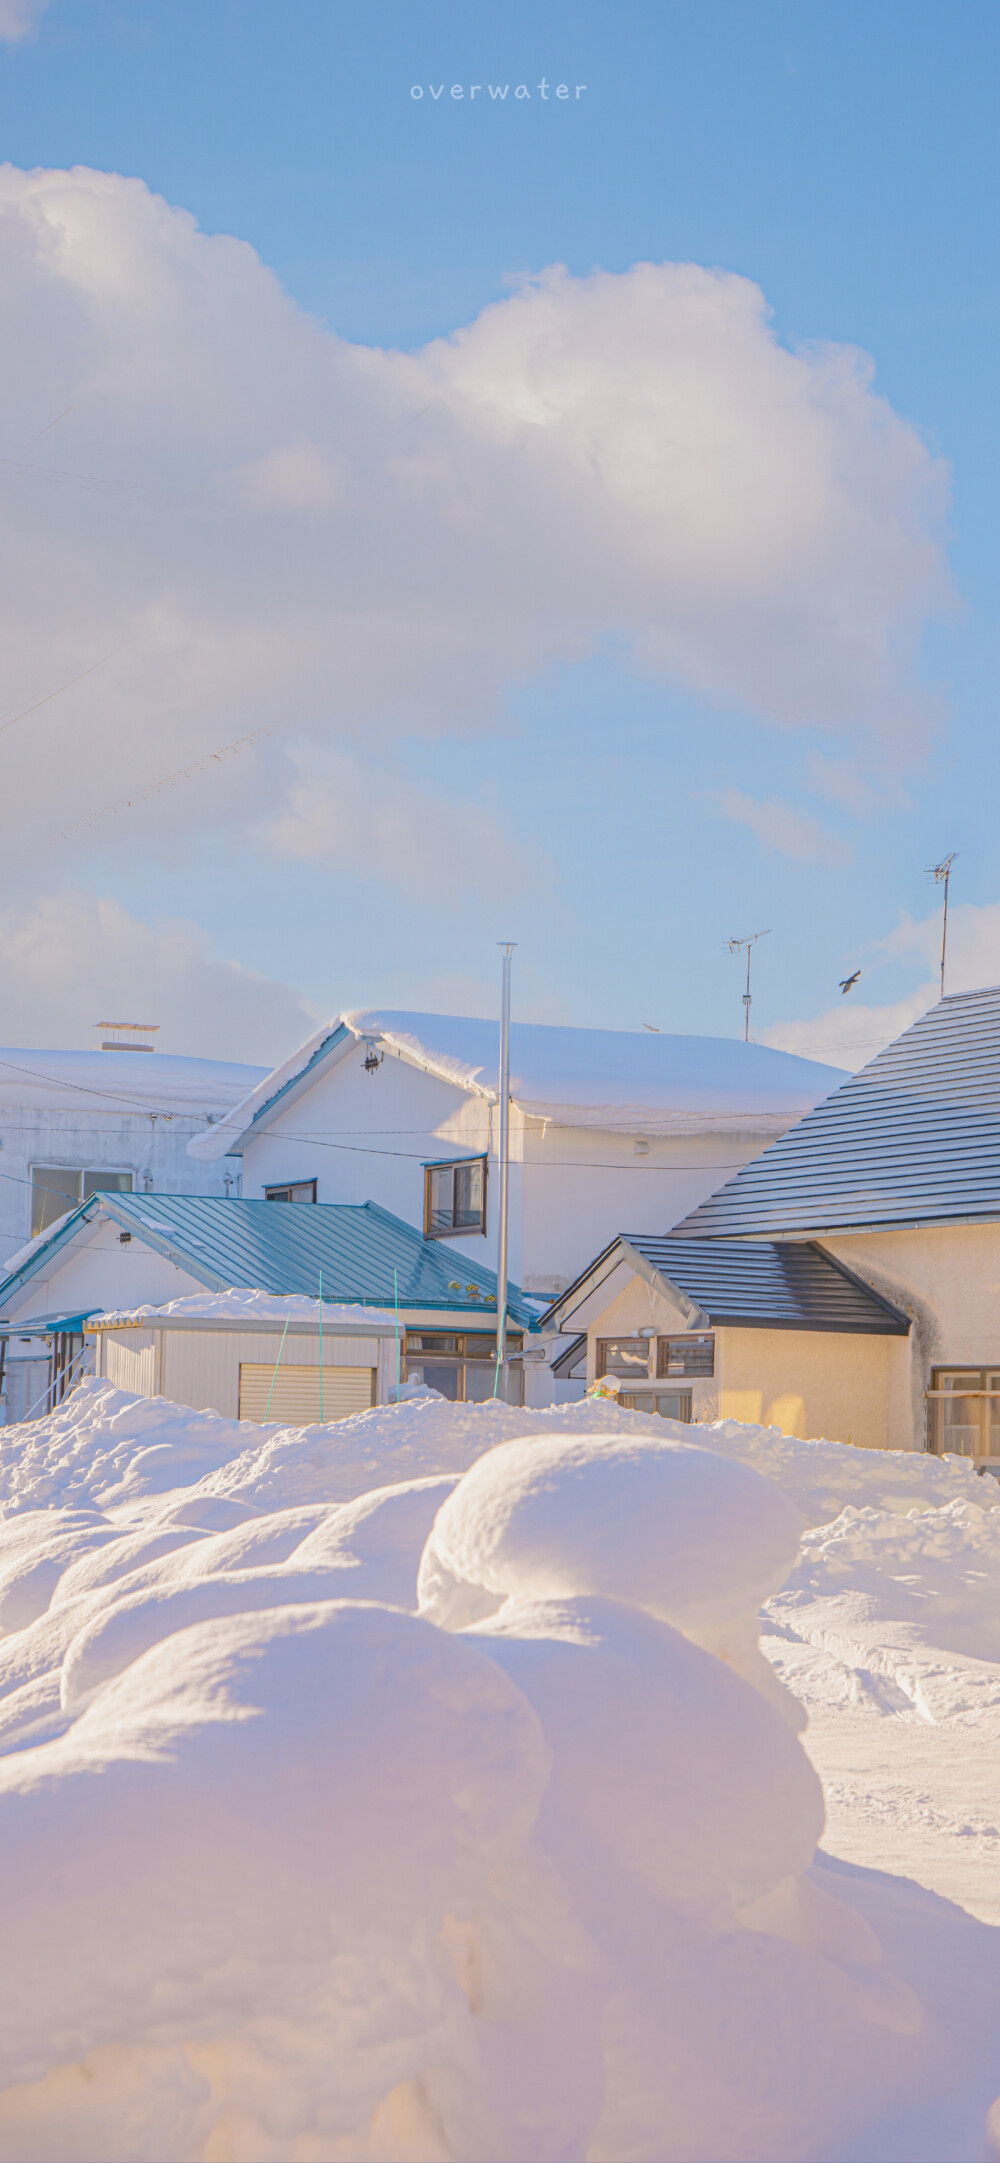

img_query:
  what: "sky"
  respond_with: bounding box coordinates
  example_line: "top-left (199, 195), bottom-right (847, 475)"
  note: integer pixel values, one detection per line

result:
top-left (0, 0), bottom-right (997, 1070)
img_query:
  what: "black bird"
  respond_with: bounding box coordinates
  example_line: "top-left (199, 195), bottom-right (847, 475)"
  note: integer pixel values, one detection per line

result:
top-left (839, 970), bottom-right (861, 995)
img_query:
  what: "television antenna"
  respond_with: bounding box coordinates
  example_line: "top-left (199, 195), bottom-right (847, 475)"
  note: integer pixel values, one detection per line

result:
top-left (728, 929), bottom-right (771, 1041)
top-left (926, 852), bottom-right (957, 998)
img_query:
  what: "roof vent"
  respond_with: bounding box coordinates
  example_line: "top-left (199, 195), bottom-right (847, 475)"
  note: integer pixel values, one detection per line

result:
top-left (96, 1022), bottom-right (159, 1053)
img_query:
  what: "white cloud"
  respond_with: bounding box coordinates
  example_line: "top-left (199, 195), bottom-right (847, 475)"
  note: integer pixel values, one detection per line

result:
top-left (0, 891), bottom-right (318, 1062)
top-left (267, 749), bottom-right (551, 906)
top-left (763, 899), bottom-right (1000, 1071)
top-left (0, 166), bottom-right (951, 881)
top-left (716, 787), bottom-right (850, 866)
top-left (763, 991), bottom-right (930, 1071)
top-left (0, 0), bottom-right (47, 43)
top-left (804, 752), bottom-right (908, 817)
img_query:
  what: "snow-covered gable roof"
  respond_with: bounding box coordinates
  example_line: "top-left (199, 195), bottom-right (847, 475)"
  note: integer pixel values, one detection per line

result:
top-left (189, 1009), bottom-right (849, 1162)
top-left (0, 1047), bottom-right (267, 1119)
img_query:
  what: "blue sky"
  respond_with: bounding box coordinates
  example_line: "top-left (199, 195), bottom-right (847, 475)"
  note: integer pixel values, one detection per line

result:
top-left (0, 0), bottom-right (997, 1066)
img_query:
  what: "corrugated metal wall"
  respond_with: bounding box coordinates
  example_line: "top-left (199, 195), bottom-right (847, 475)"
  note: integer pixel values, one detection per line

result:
top-left (158, 1328), bottom-right (382, 1419)
top-left (105, 1332), bottom-right (157, 1397)
top-left (238, 1362), bottom-right (376, 1424)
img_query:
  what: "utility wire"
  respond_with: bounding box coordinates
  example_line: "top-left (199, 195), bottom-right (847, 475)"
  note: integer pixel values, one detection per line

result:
top-left (0, 650), bottom-right (122, 739)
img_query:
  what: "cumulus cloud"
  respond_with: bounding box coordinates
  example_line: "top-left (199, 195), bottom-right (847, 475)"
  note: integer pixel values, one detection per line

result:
top-left (715, 787), bottom-right (850, 866)
top-left (763, 898), bottom-right (1000, 1071)
top-left (0, 891), bottom-right (317, 1062)
top-left (0, 165), bottom-right (950, 879)
top-left (0, 0), bottom-right (47, 42)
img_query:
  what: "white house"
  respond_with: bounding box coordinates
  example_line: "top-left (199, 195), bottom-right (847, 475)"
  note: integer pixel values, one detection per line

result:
top-left (189, 1009), bottom-right (847, 1301)
top-left (0, 1034), bottom-right (267, 1259)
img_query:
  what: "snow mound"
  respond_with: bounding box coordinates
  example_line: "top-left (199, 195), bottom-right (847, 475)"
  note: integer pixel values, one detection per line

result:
top-left (0, 1410), bottom-right (994, 2157)
top-left (695, 1414), bottom-right (991, 1525)
top-left (764, 1497), bottom-right (1000, 1732)
top-left (2, 1378), bottom-right (989, 1533)
top-left (417, 1429), bottom-right (804, 1724)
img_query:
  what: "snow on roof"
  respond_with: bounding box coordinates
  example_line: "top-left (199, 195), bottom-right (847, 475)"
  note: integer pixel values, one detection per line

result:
top-left (190, 1009), bottom-right (849, 1160)
top-left (89, 1289), bottom-right (394, 1331)
top-left (0, 1047), bottom-right (267, 1120)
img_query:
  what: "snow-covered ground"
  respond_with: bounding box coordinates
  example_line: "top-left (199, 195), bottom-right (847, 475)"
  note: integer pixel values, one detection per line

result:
top-left (0, 1381), bottom-right (996, 2161)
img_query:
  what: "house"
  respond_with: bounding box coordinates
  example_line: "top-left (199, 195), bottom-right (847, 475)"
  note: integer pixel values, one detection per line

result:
top-left (0, 1033), bottom-right (267, 1260)
top-left (665, 984), bottom-right (1000, 1466)
top-left (86, 1293), bottom-right (398, 1425)
top-left (188, 1009), bottom-right (847, 1303)
top-left (0, 1190), bottom-right (536, 1424)
top-left (541, 1233), bottom-right (909, 1450)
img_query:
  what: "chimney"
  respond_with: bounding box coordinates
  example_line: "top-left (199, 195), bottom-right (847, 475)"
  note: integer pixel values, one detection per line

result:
top-left (96, 1023), bottom-right (159, 1053)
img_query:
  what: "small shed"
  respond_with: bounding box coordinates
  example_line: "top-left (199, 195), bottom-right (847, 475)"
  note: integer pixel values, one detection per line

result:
top-left (86, 1292), bottom-right (399, 1424)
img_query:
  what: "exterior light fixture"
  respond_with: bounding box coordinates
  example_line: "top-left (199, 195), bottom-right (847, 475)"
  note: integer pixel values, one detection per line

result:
top-left (362, 1037), bottom-right (383, 1075)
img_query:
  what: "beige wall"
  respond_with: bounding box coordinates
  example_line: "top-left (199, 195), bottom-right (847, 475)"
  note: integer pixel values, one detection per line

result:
top-left (579, 1269), bottom-right (897, 1449)
top-left (822, 1223), bottom-right (1000, 1452)
top-left (716, 1325), bottom-right (891, 1450)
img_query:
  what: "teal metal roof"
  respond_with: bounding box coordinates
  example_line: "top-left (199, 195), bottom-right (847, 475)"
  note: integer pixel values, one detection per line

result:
top-left (0, 1309), bottom-right (100, 1340)
top-left (0, 1193), bottom-right (534, 1329)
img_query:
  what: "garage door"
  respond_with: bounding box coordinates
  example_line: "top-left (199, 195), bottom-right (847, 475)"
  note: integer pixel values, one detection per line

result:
top-left (238, 1362), bottom-right (376, 1426)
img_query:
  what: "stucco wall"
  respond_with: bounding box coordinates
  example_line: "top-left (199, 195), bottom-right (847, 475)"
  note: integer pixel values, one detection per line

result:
top-left (0, 1099), bottom-right (253, 1256)
top-left (717, 1325), bottom-right (891, 1450)
top-left (821, 1223), bottom-right (1000, 1451)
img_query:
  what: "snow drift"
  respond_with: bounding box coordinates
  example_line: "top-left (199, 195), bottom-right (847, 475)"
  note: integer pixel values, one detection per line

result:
top-left (0, 1387), bottom-right (996, 2158)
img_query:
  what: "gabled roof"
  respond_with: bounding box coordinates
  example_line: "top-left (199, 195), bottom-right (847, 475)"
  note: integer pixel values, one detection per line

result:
top-left (542, 1233), bottom-right (909, 1336)
top-left (673, 985), bottom-right (1000, 1240)
top-left (0, 1193), bottom-right (534, 1329)
top-left (189, 1007), bottom-right (848, 1161)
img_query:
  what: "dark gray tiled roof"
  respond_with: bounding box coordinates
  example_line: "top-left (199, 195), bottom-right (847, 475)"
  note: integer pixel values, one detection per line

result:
top-left (672, 987), bottom-right (1000, 1239)
top-left (632, 1236), bottom-right (907, 1331)
top-left (544, 1234), bottom-right (909, 1335)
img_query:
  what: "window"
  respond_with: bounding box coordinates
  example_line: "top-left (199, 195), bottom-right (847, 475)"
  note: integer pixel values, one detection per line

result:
top-left (621, 1389), bottom-right (693, 1423)
top-left (423, 1158), bottom-right (487, 1239)
top-left (403, 1329), bottom-right (523, 1404)
top-left (657, 1334), bottom-right (715, 1379)
top-left (264, 1180), bottom-right (317, 1205)
top-left (31, 1168), bottom-right (133, 1239)
top-left (596, 1336), bottom-right (651, 1381)
top-left (927, 1368), bottom-right (1000, 1459)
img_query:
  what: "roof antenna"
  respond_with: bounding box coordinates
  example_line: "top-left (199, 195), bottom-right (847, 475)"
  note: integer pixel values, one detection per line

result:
top-left (727, 929), bottom-right (771, 1042)
top-left (926, 853), bottom-right (957, 998)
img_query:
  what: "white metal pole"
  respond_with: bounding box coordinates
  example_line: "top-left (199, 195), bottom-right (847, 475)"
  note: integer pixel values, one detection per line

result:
top-left (495, 943), bottom-right (515, 1399)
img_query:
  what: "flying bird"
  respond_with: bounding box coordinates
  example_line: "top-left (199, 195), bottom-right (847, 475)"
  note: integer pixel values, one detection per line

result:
top-left (839, 970), bottom-right (861, 995)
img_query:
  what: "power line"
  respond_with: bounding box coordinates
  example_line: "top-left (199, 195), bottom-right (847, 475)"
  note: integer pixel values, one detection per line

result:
top-left (0, 650), bottom-right (122, 740)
